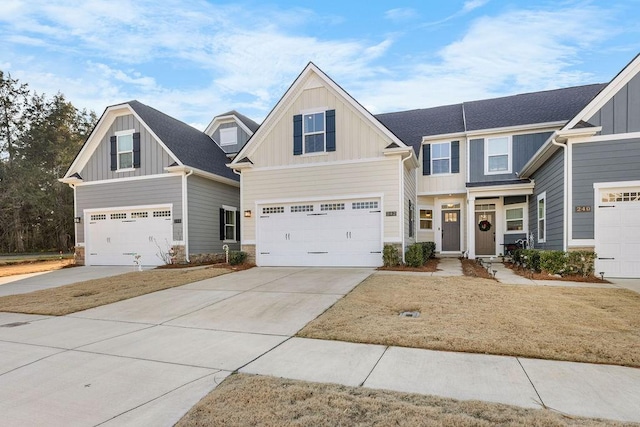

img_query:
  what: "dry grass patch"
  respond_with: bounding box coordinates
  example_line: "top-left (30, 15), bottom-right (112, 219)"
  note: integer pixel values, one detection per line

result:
top-left (0, 259), bottom-right (75, 278)
top-left (0, 266), bottom-right (232, 316)
top-left (298, 274), bottom-right (640, 367)
top-left (177, 374), bottom-right (627, 426)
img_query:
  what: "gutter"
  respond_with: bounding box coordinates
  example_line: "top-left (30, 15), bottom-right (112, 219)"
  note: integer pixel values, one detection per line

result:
top-left (400, 150), bottom-right (414, 263)
top-left (182, 169), bottom-right (194, 262)
top-left (551, 138), bottom-right (568, 252)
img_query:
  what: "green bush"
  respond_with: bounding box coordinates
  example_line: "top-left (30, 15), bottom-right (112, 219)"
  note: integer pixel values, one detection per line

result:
top-left (383, 245), bottom-right (401, 267)
top-left (419, 242), bottom-right (436, 262)
top-left (521, 249), bottom-right (541, 272)
top-left (405, 243), bottom-right (424, 268)
top-left (229, 251), bottom-right (247, 265)
top-left (539, 250), bottom-right (566, 275)
top-left (566, 251), bottom-right (596, 277)
top-left (511, 249), bottom-right (524, 265)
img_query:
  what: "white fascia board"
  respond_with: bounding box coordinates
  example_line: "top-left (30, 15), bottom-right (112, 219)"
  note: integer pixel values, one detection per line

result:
top-left (231, 62), bottom-right (407, 166)
top-left (422, 132), bottom-right (466, 142)
top-left (464, 121), bottom-right (565, 138)
top-left (164, 165), bottom-right (240, 188)
top-left (555, 126), bottom-right (603, 141)
top-left (204, 114), bottom-right (254, 138)
top-left (58, 176), bottom-right (83, 185)
top-left (466, 182), bottom-right (534, 197)
top-left (228, 161), bottom-right (253, 170)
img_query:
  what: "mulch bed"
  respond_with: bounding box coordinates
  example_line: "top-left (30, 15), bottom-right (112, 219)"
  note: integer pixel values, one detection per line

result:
top-left (505, 262), bottom-right (609, 283)
top-left (377, 258), bottom-right (439, 272)
top-left (461, 258), bottom-right (495, 279)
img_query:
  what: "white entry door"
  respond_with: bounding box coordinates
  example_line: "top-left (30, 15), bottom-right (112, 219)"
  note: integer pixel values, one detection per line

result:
top-left (257, 199), bottom-right (382, 267)
top-left (595, 188), bottom-right (640, 278)
top-left (85, 206), bottom-right (173, 266)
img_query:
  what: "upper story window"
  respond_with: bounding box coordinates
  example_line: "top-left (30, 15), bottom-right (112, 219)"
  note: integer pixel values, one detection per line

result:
top-left (303, 112), bottom-right (325, 153)
top-left (485, 136), bottom-right (511, 174)
top-left (431, 142), bottom-right (450, 174)
top-left (219, 127), bottom-right (237, 146)
top-left (117, 132), bottom-right (134, 170)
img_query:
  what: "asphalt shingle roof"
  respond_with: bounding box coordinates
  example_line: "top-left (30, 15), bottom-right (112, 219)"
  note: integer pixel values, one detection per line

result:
top-left (375, 83), bottom-right (606, 154)
top-left (128, 101), bottom-right (238, 181)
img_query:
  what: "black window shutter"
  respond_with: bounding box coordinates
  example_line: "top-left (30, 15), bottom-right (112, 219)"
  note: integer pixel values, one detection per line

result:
top-left (133, 132), bottom-right (141, 168)
top-left (422, 144), bottom-right (431, 175)
top-left (451, 141), bottom-right (460, 173)
top-left (110, 136), bottom-right (117, 171)
top-left (235, 210), bottom-right (241, 241)
top-left (219, 208), bottom-right (225, 240)
top-left (293, 115), bottom-right (303, 155)
top-left (325, 109), bottom-right (336, 152)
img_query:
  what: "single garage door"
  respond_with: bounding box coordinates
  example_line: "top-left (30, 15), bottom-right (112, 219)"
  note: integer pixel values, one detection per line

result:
top-left (85, 206), bottom-right (173, 266)
top-left (595, 188), bottom-right (640, 278)
top-left (257, 199), bottom-right (382, 267)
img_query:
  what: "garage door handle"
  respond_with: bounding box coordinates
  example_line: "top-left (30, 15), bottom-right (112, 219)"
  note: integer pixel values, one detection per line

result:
top-left (598, 257), bottom-right (615, 260)
top-left (598, 205), bottom-right (615, 208)
top-left (370, 251), bottom-right (382, 254)
top-left (308, 251), bottom-right (328, 254)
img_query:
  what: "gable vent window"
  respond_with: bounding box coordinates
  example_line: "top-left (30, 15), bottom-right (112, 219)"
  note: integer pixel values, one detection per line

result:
top-left (291, 205), bottom-right (314, 213)
top-left (110, 213), bottom-right (127, 220)
top-left (320, 203), bottom-right (345, 211)
top-left (263, 207), bottom-right (285, 214)
top-left (293, 110), bottom-right (335, 155)
top-left (352, 201), bottom-right (378, 210)
top-left (90, 214), bottom-right (106, 221)
top-left (153, 210), bottom-right (171, 217)
top-left (220, 127), bottom-right (237, 146)
top-left (131, 212), bottom-right (148, 218)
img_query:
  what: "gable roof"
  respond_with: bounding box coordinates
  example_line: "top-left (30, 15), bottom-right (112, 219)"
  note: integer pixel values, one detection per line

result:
top-left (376, 84), bottom-right (605, 154)
top-left (215, 110), bottom-right (260, 133)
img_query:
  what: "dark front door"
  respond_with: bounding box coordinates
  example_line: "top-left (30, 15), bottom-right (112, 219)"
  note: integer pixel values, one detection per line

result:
top-left (442, 210), bottom-right (460, 251)
top-left (475, 211), bottom-right (496, 255)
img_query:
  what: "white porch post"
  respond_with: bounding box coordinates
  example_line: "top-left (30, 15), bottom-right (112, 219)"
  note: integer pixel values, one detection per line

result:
top-left (467, 194), bottom-right (476, 259)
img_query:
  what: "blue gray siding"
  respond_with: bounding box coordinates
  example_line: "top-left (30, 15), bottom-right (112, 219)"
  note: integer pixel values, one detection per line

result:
top-left (469, 132), bottom-right (552, 183)
top-left (587, 73), bottom-right (640, 135)
top-left (211, 122), bottom-right (251, 155)
top-left (187, 175), bottom-right (240, 254)
top-left (76, 175), bottom-right (183, 243)
top-left (572, 138), bottom-right (640, 239)
top-left (529, 149), bottom-right (564, 250)
top-left (80, 114), bottom-right (177, 181)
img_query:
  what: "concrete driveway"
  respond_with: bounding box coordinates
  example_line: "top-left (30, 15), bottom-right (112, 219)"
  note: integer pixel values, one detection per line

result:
top-left (0, 267), bottom-right (372, 426)
top-left (0, 266), bottom-right (135, 297)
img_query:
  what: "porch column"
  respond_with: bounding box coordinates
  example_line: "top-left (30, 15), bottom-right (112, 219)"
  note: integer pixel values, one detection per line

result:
top-left (467, 194), bottom-right (476, 259)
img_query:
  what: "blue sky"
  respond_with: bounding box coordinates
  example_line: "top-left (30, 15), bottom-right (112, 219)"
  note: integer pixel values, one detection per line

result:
top-left (1, 0), bottom-right (639, 130)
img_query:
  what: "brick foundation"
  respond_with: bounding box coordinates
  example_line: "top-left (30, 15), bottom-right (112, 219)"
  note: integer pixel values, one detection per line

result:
top-left (242, 244), bottom-right (256, 264)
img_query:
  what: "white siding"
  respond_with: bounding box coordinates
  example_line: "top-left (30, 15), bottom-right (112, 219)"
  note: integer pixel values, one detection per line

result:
top-left (418, 139), bottom-right (467, 195)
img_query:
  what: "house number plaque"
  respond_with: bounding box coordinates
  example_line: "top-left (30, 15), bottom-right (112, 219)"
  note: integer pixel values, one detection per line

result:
top-left (575, 206), bottom-right (592, 213)
top-left (386, 211), bottom-right (397, 217)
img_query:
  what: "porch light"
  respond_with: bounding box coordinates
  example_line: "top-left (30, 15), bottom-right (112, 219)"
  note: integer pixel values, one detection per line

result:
top-left (244, 210), bottom-right (252, 218)
top-left (74, 217), bottom-right (82, 223)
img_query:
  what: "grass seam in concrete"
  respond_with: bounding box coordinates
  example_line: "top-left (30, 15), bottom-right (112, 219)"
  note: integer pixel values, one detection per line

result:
top-left (516, 357), bottom-right (546, 409)
top-left (359, 345), bottom-right (390, 387)
top-left (233, 336), bottom-right (294, 374)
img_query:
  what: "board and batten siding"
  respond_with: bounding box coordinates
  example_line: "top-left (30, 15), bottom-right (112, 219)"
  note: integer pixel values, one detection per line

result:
top-left (469, 132), bottom-right (552, 183)
top-left (75, 175), bottom-right (183, 244)
top-left (572, 138), bottom-right (640, 239)
top-left (187, 175), bottom-right (240, 254)
top-left (529, 149), bottom-right (564, 250)
top-left (418, 141), bottom-right (466, 194)
top-left (242, 158), bottom-right (401, 242)
top-left (250, 77), bottom-right (395, 168)
top-left (404, 162), bottom-right (417, 246)
top-left (587, 73), bottom-right (640, 135)
top-left (211, 122), bottom-right (251, 155)
top-left (80, 114), bottom-right (177, 181)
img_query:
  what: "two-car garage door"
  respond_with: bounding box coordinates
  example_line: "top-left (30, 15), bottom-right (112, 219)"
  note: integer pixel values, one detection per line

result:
top-left (85, 206), bottom-right (173, 266)
top-left (595, 188), bottom-right (640, 278)
top-left (257, 198), bottom-right (382, 267)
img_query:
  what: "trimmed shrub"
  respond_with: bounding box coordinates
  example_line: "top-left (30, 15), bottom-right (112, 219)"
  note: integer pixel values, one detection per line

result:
top-left (405, 243), bottom-right (424, 268)
top-left (383, 245), bottom-right (401, 267)
top-left (419, 242), bottom-right (436, 262)
top-left (229, 251), bottom-right (247, 265)
top-left (566, 251), bottom-right (596, 277)
top-left (521, 249), bottom-right (541, 273)
top-left (539, 250), bottom-right (566, 275)
top-left (511, 248), bottom-right (524, 266)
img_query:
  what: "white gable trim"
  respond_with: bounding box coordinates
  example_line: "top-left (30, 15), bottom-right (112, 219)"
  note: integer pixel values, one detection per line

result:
top-left (204, 113), bottom-right (254, 138)
top-left (231, 62), bottom-right (407, 168)
top-left (565, 54), bottom-right (640, 130)
top-left (62, 103), bottom-right (182, 179)
top-left (164, 165), bottom-right (240, 188)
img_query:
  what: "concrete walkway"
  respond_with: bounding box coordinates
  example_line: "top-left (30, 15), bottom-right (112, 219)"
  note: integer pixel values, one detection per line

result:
top-left (1, 266), bottom-right (638, 425)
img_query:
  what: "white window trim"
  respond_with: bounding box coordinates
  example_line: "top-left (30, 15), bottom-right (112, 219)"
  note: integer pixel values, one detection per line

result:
top-left (219, 127), bottom-right (237, 146)
top-left (504, 203), bottom-right (527, 234)
top-left (419, 206), bottom-right (434, 230)
top-left (537, 192), bottom-right (546, 243)
top-left (222, 205), bottom-right (238, 243)
top-left (484, 136), bottom-right (512, 175)
top-left (431, 142), bottom-right (451, 175)
top-left (302, 110), bottom-right (326, 155)
top-left (115, 129), bottom-right (135, 172)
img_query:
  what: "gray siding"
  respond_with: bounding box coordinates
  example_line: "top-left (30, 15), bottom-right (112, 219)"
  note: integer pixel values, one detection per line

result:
top-left (469, 132), bottom-right (551, 183)
top-left (212, 122), bottom-right (251, 155)
top-left (529, 149), bottom-right (564, 250)
top-left (187, 175), bottom-right (240, 254)
top-left (587, 73), bottom-right (640, 134)
top-left (80, 114), bottom-right (177, 181)
top-left (572, 138), bottom-right (640, 238)
top-left (76, 175), bottom-right (183, 243)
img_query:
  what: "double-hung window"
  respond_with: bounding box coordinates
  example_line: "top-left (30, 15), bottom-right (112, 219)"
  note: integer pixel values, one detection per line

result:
top-left (485, 136), bottom-right (511, 174)
top-left (431, 142), bottom-right (450, 174)
top-left (537, 193), bottom-right (546, 242)
top-left (221, 205), bottom-right (238, 242)
top-left (303, 112), bottom-right (325, 153)
top-left (505, 206), bottom-right (525, 232)
top-left (117, 132), bottom-right (134, 170)
top-left (419, 209), bottom-right (433, 230)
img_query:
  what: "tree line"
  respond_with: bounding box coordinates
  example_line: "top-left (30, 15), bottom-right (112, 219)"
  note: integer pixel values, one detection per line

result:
top-left (0, 71), bottom-right (97, 253)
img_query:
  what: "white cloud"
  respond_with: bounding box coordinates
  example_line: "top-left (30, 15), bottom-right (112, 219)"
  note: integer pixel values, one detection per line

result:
top-left (385, 8), bottom-right (418, 22)
top-left (462, 0), bottom-right (489, 13)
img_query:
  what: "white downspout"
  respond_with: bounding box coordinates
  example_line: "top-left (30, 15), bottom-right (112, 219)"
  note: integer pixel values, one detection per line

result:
top-left (401, 150), bottom-right (414, 263)
top-left (551, 138), bottom-right (568, 251)
top-left (183, 169), bottom-right (193, 262)
top-left (233, 169), bottom-right (242, 250)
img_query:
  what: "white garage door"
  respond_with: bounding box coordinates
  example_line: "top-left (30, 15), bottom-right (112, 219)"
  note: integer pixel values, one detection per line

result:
top-left (595, 188), bottom-right (640, 278)
top-left (257, 199), bottom-right (382, 267)
top-left (85, 206), bottom-right (173, 266)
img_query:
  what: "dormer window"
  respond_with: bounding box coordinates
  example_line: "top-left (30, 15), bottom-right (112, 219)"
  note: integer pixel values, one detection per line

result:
top-left (220, 127), bottom-right (237, 146)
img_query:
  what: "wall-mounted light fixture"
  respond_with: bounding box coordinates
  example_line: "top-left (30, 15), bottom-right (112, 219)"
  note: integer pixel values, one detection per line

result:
top-left (244, 210), bottom-right (252, 218)
top-left (74, 217), bottom-right (82, 224)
